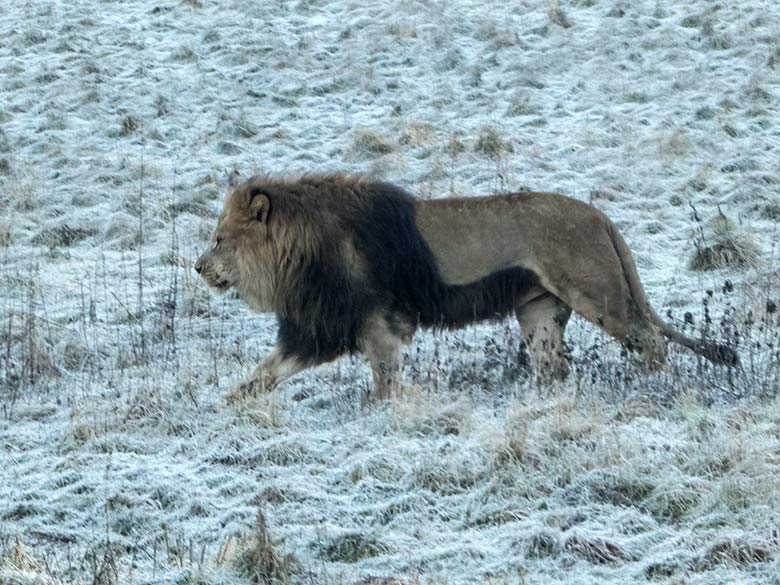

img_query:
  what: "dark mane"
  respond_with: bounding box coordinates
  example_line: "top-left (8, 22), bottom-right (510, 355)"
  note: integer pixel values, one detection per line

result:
top-left (242, 174), bottom-right (537, 365)
top-left (355, 180), bottom-right (538, 329)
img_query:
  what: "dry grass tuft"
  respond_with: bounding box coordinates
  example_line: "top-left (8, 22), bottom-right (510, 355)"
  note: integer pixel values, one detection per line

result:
top-left (474, 126), bottom-right (514, 158)
top-left (412, 449), bottom-right (482, 495)
top-left (645, 478), bottom-right (704, 521)
top-left (0, 223), bottom-right (11, 246)
top-left (2, 285), bottom-right (61, 399)
top-left (0, 538), bottom-right (55, 584)
top-left (760, 201), bottom-right (780, 221)
top-left (690, 212), bottom-right (762, 271)
top-left (494, 403), bottom-right (541, 468)
top-left (522, 529), bottom-right (561, 559)
top-left (31, 224), bottom-right (97, 247)
top-left (317, 532), bottom-right (389, 563)
top-left (564, 533), bottom-right (637, 564)
top-left (118, 115), bottom-right (140, 136)
top-left (495, 420), bottom-right (530, 467)
top-left (352, 130), bottom-right (395, 157)
top-left (698, 536), bottom-right (776, 568)
top-left (399, 123), bottom-right (433, 147)
top-left (548, 4), bottom-right (573, 29)
top-left (387, 395), bottom-right (473, 437)
top-left (5, 169), bottom-right (42, 212)
top-left (506, 92), bottom-right (539, 117)
top-left (356, 578), bottom-right (418, 585)
top-left (231, 511), bottom-right (295, 584)
top-left (584, 470), bottom-right (656, 508)
top-left (166, 195), bottom-right (212, 218)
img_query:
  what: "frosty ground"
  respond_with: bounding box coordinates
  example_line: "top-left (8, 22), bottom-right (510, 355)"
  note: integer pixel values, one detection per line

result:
top-left (1, 0), bottom-right (780, 583)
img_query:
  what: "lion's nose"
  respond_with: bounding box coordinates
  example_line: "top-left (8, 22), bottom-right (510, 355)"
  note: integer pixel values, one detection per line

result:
top-left (195, 261), bottom-right (202, 274)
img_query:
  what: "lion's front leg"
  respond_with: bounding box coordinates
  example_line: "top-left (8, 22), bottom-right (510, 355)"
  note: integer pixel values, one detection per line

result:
top-left (359, 312), bottom-right (413, 400)
top-left (227, 345), bottom-right (306, 402)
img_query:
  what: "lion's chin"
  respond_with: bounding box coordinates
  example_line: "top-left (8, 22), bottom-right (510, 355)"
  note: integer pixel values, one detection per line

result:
top-left (203, 277), bottom-right (232, 293)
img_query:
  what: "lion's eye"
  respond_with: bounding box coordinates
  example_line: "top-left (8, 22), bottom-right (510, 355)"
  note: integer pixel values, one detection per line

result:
top-left (214, 238), bottom-right (223, 250)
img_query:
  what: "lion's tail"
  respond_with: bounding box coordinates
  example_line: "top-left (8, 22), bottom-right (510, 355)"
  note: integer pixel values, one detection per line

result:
top-left (606, 220), bottom-right (740, 367)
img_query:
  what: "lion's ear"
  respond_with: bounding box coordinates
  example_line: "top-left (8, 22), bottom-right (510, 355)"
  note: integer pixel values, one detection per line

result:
top-left (249, 192), bottom-right (270, 224)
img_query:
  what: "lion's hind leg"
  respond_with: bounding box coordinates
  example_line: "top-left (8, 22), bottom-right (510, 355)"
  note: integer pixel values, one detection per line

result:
top-left (627, 321), bottom-right (667, 371)
top-left (552, 281), bottom-right (667, 371)
top-left (515, 293), bottom-right (572, 383)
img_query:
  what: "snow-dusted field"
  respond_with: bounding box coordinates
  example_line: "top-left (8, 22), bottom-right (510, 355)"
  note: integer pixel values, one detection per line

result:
top-left (2, 0), bottom-right (780, 583)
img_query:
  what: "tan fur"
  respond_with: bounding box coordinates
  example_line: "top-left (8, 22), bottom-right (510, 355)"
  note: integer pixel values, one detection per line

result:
top-left (415, 192), bottom-right (707, 376)
top-left (197, 177), bottom-right (736, 399)
top-left (196, 178), bottom-right (320, 314)
top-left (196, 179), bottom-right (308, 395)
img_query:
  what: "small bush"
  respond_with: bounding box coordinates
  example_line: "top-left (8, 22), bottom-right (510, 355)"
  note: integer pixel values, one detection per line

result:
top-left (690, 213), bottom-right (761, 271)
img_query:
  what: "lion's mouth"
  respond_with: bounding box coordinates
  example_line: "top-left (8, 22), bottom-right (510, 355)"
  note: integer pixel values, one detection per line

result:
top-left (201, 273), bottom-right (231, 292)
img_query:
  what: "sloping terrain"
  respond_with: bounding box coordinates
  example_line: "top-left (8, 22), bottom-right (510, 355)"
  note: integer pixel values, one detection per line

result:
top-left (1, 1), bottom-right (779, 583)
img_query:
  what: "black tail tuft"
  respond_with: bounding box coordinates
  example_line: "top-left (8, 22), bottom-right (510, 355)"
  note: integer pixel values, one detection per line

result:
top-left (700, 341), bottom-right (740, 367)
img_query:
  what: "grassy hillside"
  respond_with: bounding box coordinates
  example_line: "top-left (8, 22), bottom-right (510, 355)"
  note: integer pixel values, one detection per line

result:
top-left (1, 1), bottom-right (779, 583)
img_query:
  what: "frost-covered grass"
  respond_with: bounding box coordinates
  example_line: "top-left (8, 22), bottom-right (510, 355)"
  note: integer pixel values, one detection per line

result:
top-left (2, 0), bottom-right (780, 583)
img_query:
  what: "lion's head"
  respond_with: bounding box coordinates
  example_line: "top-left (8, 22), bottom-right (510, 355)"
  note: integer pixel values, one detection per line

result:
top-left (195, 179), bottom-right (277, 311)
top-left (196, 173), bottom-right (379, 319)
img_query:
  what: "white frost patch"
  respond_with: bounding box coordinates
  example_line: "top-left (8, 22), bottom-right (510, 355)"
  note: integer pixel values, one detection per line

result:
top-left (2, 0), bottom-right (780, 583)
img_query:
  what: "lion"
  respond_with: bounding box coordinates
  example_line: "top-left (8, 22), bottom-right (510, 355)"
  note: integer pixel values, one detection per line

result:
top-left (195, 173), bottom-right (738, 398)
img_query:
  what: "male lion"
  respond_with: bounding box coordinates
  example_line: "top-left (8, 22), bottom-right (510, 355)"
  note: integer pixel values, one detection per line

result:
top-left (195, 174), bottom-right (738, 398)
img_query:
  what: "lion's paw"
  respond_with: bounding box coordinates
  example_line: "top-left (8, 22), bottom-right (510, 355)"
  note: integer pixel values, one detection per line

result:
top-left (370, 381), bottom-right (421, 401)
top-left (226, 371), bottom-right (276, 403)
